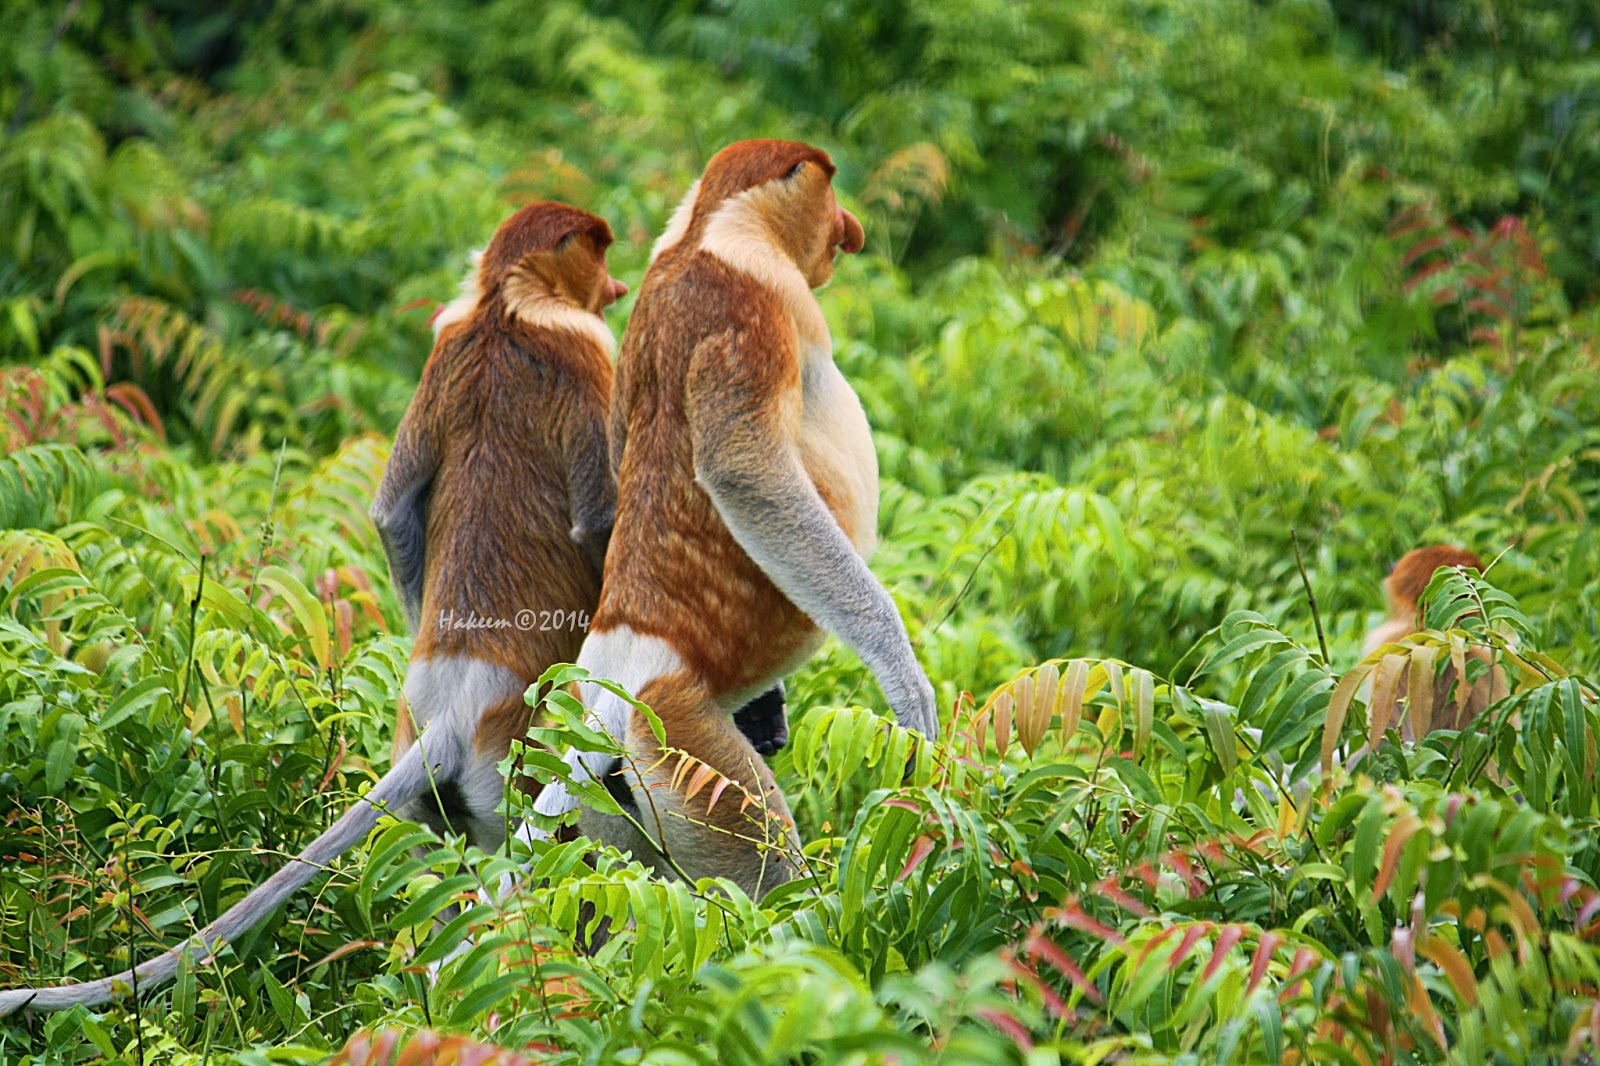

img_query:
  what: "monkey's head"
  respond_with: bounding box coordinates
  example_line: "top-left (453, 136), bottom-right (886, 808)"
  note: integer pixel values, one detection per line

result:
top-left (480, 201), bottom-right (629, 315)
top-left (1385, 545), bottom-right (1484, 615)
top-left (694, 139), bottom-right (865, 287)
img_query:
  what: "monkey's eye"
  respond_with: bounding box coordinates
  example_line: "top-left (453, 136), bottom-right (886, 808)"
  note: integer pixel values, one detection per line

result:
top-left (784, 161), bottom-right (806, 180)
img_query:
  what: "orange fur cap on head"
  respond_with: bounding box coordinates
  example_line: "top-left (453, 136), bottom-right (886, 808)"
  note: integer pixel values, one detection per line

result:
top-left (653, 140), bottom-right (864, 267)
top-left (478, 201), bottom-right (613, 284)
top-left (1386, 545), bottom-right (1484, 611)
top-left (698, 140), bottom-right (836, 212)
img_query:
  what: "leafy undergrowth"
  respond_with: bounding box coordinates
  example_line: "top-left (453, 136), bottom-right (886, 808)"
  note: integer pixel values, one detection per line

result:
top-left (4, 0), bottom-right (1600, 1062)
top-left (1, 413), bottom-right (1598, 1063)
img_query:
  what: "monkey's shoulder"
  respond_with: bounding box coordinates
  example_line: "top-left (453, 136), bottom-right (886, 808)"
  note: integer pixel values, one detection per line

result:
top-left (637, 251), bottom-right (789, 338)
top-left (428, 318), bottom-right (611, 407)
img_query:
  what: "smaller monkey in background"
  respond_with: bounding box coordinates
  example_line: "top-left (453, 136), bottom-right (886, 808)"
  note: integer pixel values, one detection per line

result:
top-left (1362, 545), bottom-right (1510, 738)
top-left (0, 201), bottom-right (629, 1015)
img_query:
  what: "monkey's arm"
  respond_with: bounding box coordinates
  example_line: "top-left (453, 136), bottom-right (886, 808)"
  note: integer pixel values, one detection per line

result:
top-left (686, 330), bottom-right (938, 740)
top-left (566, 412), bottom-right (616, 573)
top-left (370, 398), bottom-right (440, 631)
top-left (607, 361), bottom-right (630, 480)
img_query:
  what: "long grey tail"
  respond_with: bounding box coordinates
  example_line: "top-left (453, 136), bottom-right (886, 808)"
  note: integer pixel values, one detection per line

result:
top-left (0, 728), bottom-right (457, 1014)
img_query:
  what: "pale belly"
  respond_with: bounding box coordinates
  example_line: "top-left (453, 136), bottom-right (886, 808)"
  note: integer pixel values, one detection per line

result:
top-left (798, 353), bottom-right (879, 558)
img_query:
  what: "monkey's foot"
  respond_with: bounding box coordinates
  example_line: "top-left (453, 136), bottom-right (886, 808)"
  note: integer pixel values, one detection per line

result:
top-left (733, 685), bottom-right (789, 757)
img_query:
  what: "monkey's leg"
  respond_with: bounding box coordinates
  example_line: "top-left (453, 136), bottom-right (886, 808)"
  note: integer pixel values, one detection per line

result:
top-left (732, 680), bottom-right (789, 756)
top-left (621, 675), bottom-right (801, 898)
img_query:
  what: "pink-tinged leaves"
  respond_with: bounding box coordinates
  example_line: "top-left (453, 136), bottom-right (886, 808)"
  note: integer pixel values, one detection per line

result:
top-left (897, 834), bottom-right (936, 883)
top-left (1062, 659), bottom-right (1089, 741)
top-left (1096, 879), bottom-right (1151, 918)
top-left (1130, 667), bottom-right (1154, 760)
top-left (335, 599), bottom-right (353, 658)
top-left (1018, 663), bottom-right (1056, 756)
top-left (1324, 661), bottom-right (1376, 775)
top-left (1246, 931), bottom-right (1283, 994)
top-left (1278, 947), bottom-right (1321, 1002)
top-left (1047, 898), bottom-right (1125, 946)
top-left (1200, 925), bottom-right (1245, 984)
top-left (1167, 851), bottom-right (1204, 898)
top-left (971, 700), bottom-right (990, 755)
top-left (1367, 653), bottom-right (1409, 752)
top-left (1407, 971), bottom-right (1447, 1049)
top-left (975, 1007), bottom-right (1034, 1050)
top-left (1578, 892), bottom-right (1600, 931)
top-left (993, 691), bottom-right (1012, 759)
top-left (1009, 957), bottom-right (1071, 1019)
top-left (1419, 936), bottom-right (1478, 1007)
top-left (1025, 932), bottom-right (1104, 1005)
top-left (1406, 643), bottom-right (1441, 737)
top-left (706, 775), bottom-right (733, 814)
top-left (1373, 812), bottom-right (1422, 900)
top-left (1169, 924), bottom-right (1210, 971)
top-left (1014, 673), bottom-right (1036, 756)
top-left (309, 939), bottom-right (384, 971)
top-left (1478, 877), bottom-right (1541, 947)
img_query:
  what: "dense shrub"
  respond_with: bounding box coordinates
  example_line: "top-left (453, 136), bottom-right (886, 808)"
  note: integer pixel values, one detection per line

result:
top-left (2, 1), bottom-right (1598, 1061)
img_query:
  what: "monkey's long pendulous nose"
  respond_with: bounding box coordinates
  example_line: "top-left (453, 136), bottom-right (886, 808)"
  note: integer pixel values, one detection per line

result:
top-left (837, 207), bottom-right (865, 254)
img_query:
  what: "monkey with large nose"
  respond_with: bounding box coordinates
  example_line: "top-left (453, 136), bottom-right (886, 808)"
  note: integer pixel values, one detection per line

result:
top-left (524, 141), bottom-right (940, 897)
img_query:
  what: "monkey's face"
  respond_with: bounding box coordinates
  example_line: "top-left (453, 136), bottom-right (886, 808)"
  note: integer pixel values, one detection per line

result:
top-left (788, 167), bottom-right (865, 288)
top-left (526, 235), bottom-right (628, 315)
top-left (586, 250), bottom-right (630, 314)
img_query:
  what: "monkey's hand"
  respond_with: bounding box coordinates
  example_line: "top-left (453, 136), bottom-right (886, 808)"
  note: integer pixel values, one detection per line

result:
top-left (370, 380), bottom-right (443, 632)
top-left (566, 410), bottom-right (617, 577)
top-left (569, 518), bottom-right (613, 574)
top-left (733, 682), bottom-right (789, 757)
top-left (371, 470), bottom-right (435, 633)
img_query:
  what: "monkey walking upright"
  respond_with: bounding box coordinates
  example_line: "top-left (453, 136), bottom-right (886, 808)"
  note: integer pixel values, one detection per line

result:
top-left (525, 140), bottom-right (941, 897)
top-left (0, 203), bottom-right (643, 1015)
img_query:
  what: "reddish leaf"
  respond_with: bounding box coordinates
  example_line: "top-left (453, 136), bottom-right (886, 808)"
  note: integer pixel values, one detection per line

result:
top-left (896, 834), bottom-right (937, 883)
top-left (1247, 931), bottom-right (1283, 994)
top-left (975, 1008), bottom-right (1034, 1050)
top-left (1200, 925), bottom-right (1245, 983)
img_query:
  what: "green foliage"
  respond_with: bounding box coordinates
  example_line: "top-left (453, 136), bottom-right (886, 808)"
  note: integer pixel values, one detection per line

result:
top-left (3, 0), bottom-right (1600, 1062)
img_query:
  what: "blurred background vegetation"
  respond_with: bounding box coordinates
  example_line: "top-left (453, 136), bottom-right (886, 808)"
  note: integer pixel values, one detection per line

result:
top-left (2, 1), bottom-right (1599, 1062)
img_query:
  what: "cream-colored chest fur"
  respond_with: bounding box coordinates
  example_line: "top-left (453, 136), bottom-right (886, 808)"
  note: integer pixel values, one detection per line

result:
top-left (798, 340), bottom-right (879, 558)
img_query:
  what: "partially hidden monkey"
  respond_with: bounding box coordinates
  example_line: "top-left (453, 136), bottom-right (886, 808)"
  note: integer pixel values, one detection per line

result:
top-left (0, 202), bottom-right (635, 1015)
top-left (1361, 545), bottom-right (1509, 739)
top-left (522, 140), bottom-right (940, 899)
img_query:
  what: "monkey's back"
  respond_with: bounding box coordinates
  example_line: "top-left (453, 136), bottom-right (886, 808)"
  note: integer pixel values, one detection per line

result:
top-left (413, 318), bottom-right (611, 681)
top-left (598, 252), bottom-right (820, 695)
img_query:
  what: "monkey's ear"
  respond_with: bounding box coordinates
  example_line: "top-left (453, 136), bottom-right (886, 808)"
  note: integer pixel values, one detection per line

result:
top-left (557, 229), bottom-right (580, 249)
top-left (783, 161), bottom-right (806, 180)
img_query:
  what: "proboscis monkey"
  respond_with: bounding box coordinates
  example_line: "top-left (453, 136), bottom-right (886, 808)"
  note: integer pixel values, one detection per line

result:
top-left (0, 202), bottom-right (631, 1014)
top-left (524, 140), bottom-right (940, 898)
top-left (1362, 545), bottom-right (1509, 739)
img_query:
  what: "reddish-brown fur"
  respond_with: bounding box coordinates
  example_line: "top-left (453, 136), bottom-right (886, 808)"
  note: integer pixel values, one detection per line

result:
top-left (0, 203), bottom-right (632, 1015)
top-left (670, 140), bottom-right (834, 248)
top-left (557, 141), bottom-right (879, 885)
top-left (599, 257), bottom-right (816, 695)
top-left (1366, 545), bottom-right (1507, 737)
top-left (392, 202), bottom-right (621, 761)
top-left (1384, 545), bottom-right (1485, 625)
top-left (598, 143), bottom-right (868, 695)
top-left (628, 674), bottom-right (792, 848)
